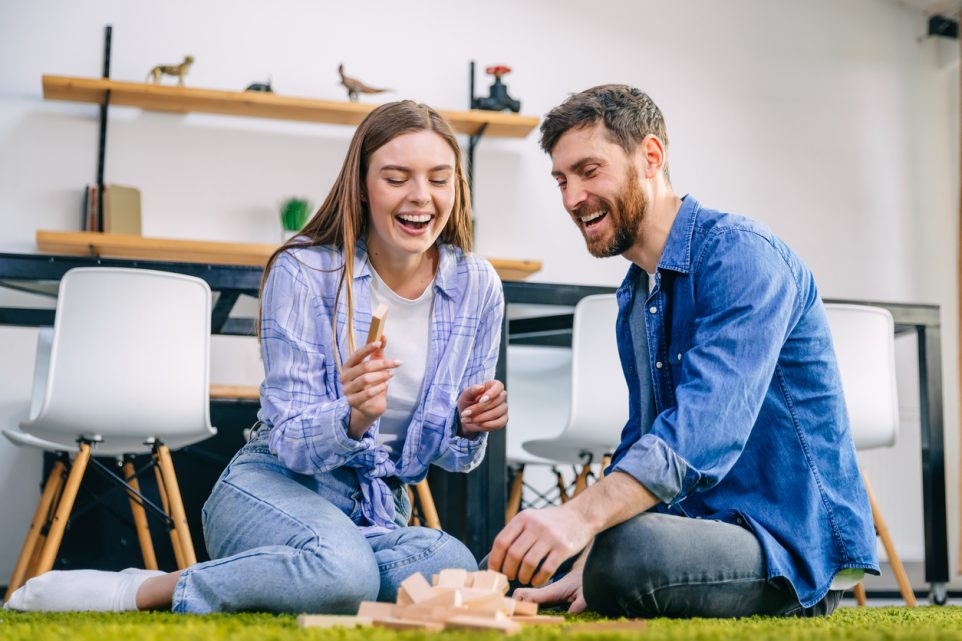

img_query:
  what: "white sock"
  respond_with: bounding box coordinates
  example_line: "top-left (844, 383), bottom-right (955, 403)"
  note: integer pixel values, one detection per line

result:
top-left (3, 568), bottom-right (167, 612)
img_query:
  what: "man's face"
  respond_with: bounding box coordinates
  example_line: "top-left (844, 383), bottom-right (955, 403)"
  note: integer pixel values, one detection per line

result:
top-left (550, 123), bottom-right (647, 258)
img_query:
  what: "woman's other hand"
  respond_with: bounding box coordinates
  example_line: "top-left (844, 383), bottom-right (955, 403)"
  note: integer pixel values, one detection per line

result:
top-left (458, 379), bottom-right (508, 436)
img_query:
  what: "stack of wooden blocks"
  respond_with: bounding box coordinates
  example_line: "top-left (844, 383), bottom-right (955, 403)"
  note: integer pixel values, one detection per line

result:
top-left (298, 568), bottom-right (563, 634)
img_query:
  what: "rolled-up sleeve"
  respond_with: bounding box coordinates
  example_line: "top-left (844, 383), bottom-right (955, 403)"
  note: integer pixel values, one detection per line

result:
top-left (259, 252), bottom-right (377, 473)
top-left (613, 229), bottom-right (801, 505)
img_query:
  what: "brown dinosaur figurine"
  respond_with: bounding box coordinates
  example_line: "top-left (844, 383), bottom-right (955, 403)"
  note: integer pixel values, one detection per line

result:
top-left (338, 64), bottom-right (391, 102)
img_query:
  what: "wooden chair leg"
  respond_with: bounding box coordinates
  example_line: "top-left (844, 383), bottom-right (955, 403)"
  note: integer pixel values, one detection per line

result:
top-left (33, 443), bottom-right (92, 576)
top-left (24, 469), bottom-right (67, 582)
top-left (862, 470), bottom-right (917, 607)
top-left (853, 582), bottom-right (867, 606)
top-left (506, 465), bottom-right (525, 522)
top-left (123, 460), bottom-right (158, 570)
top-left (601, 455), bottom-right (612, 471)
top-left (155, 444), bottom-right (197, 566)
top-left (573, 465), bottom-right (592, 497)
top-left (153, 461), bottom-right (185, 569)
top-left (414, 479), bottom-right (441, 530)
top-left (555, 468), bottom-right (570, 504)
top-left (4, 460), bottom-right (66, 600)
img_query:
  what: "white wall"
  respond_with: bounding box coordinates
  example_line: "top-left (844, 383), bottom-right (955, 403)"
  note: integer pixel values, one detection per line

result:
top-left (0, 0), bottom-right (958, 589)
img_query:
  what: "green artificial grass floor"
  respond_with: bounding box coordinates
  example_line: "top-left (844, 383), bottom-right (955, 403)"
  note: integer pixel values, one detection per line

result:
top-left (5, 607), bottom-right (962, 641)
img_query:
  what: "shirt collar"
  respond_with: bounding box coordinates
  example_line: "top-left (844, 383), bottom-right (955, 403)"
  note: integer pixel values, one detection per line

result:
top-left (656, 194), bottom-right (700, 275)
top-left (352, 237), bottom-right (459, 298)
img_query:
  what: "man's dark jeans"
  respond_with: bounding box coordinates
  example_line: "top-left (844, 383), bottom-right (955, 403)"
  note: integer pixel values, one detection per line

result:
top-left (582, 513), bottom-right (843, 618)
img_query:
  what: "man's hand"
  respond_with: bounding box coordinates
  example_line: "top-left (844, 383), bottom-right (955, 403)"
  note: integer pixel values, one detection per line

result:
top-left (488, 505), bottom-right (594, 587)
top-left (513, 563), bottom-right (587, 613)
top-left (488, 471), bottom-right (660, 589)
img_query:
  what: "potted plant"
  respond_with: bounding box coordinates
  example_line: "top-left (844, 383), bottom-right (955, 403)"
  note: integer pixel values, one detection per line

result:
top-left (280, 197), bottom-right (311, 241)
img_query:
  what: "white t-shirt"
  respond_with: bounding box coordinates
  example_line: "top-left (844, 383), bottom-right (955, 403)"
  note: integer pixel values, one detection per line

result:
top-left (369, 264), bottom-right (434, 461)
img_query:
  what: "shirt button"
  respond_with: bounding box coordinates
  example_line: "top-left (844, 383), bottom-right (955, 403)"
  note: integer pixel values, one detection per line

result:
top-left (677, 353), bottom-right (682, 361)
top-left (649, 306), bottom-right (657, 314)
top-left (655, 361), bottom-right (663, 369)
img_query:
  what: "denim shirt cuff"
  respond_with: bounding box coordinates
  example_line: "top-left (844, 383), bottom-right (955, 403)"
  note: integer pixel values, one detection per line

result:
top-left (611, 433), bottom-right (694, 504)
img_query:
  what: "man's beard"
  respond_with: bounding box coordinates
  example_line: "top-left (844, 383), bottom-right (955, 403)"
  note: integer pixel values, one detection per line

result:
top-left (572, 165), bottom-right (647, 258)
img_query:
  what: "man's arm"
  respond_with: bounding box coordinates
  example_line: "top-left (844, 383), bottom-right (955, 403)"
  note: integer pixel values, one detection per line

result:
top-left (489, 471), bottom-right (658, 586)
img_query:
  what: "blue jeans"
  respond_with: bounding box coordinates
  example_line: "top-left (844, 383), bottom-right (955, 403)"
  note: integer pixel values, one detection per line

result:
top-left (170, 429), bottom-right (477, 614)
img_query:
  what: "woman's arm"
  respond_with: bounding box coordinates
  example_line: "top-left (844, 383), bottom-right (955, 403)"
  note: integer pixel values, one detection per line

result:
top-left (260, 252), bottom-right (386, 474)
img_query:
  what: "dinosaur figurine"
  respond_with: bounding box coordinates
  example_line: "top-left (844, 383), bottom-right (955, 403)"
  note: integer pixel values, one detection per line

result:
top-left (338, 64), bottom-right (391, 102)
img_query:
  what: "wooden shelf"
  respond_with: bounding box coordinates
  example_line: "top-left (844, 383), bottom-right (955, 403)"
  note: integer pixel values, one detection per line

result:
top-left (35, 230), bottom-right (542, 281)
top-left (42, 75), bottom-right (540, 138)
top-left (210, 384), bottom-right (260, 401)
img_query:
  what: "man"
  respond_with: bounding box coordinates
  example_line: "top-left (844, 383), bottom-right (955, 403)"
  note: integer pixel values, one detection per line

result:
top-left (488, 85), bottom-right (878, 618)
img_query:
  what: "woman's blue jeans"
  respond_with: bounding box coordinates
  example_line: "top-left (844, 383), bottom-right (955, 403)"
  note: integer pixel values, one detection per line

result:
top-left (170, 429), bottom-right (477, 613)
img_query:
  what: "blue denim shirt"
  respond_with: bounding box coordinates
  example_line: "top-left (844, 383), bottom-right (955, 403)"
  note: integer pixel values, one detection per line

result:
top-left (609, 196), bottom-right (879, 607)
top-left (257, 239), bottom-right (504, 535)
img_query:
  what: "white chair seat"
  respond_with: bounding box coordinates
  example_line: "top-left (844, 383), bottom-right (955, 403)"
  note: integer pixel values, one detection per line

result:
top-left (3, 425), bottom-right (212, 458)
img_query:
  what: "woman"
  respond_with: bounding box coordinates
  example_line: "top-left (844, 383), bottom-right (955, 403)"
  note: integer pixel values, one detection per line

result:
top-left (6, 101), bottom-right (508, 614)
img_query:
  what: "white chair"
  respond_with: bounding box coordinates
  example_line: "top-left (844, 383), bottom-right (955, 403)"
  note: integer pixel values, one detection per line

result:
top-left (504, 344), bottom-right (573, 519)
top-left (522, 294), bottom-right (628, 496)
top-left (3, 267), bottom-right (217, 602)
top-left (824, 303), bottom-right (916, 607)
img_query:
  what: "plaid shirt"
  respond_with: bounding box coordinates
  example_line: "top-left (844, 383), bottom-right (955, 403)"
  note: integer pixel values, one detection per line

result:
top-left (258, 239), bottom-right (504, 534)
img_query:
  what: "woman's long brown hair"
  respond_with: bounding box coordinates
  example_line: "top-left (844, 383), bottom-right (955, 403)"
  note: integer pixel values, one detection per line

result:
top-left (258, 100), bottom-right (473, 372)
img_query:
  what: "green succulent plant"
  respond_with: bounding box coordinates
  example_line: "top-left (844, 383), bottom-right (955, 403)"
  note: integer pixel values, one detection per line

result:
top-left (280, 197), bottom-right (311, 232)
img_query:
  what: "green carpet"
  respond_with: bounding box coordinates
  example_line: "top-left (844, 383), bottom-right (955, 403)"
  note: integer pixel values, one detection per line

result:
top-left (4, 607), bottom-right (962, 641)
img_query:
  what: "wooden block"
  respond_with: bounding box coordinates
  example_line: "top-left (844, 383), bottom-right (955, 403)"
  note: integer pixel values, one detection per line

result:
top-left (445, 615), bottom-right (522, 635)
top-left (459, 587), bottom-right (495, 601)
top-left (511, 599), bottom-right (538, 616)
top-left (453, 608), bottom-right (506, 620)
top-left (416, 588), bottom-right (463, 609)
top-left (501, 597), bottom-right (516, 615)
top-left (400, 572), bottom-right (434, 603)
top-left (366, 303), bottom-right (388, 344)
top-left (432, 574), bottom-right (440, 586)
top-left (297, 615), bottom-right (372, 629)
top-left (511, 614), bottom-right (565, 625)
top-left (394, 605), bottom-right (448, 622)
top-left (464, 589), bottom-right (509, 612)
top-left (472, 570), bottom-right (510, 594)
top-left (438, 568), bottom-right (471, 588)
top-left (357, 601), bottom-right (396, 619)
top-left (564, 620), bottom-right (646, 632)
top-left (373, 617), bottom-right (445, 632)
top-left (397, 587), bottom-right (413, 606)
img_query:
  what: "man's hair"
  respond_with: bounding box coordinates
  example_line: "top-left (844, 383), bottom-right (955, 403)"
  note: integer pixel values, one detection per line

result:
top-left (539, 84), bottom-right (670, 180)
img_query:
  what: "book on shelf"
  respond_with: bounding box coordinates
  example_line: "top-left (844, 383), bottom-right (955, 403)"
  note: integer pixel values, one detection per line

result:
top-left (81, 184), bottom-right (99, 231)
top-left (103, 184), bottom-right (142, 235)
top-left (80, 183), bottom-right (142, 234)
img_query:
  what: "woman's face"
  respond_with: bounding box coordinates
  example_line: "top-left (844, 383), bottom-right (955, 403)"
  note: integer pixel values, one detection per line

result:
top-left (365, 130), bottom-right (456, 259)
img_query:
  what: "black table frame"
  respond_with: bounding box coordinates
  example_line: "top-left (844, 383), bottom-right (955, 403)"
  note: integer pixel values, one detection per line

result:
top-left (0, 252), bottom-right (948, 599)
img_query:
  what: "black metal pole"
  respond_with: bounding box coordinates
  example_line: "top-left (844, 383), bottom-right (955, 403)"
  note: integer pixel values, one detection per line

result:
top-left (96, 25), bottom-right (112, 231)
